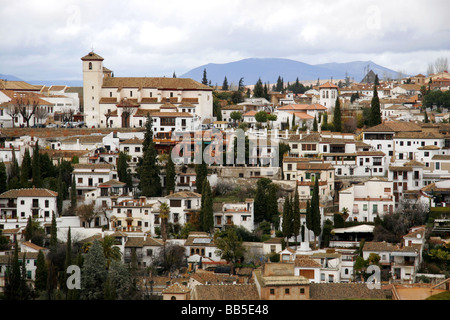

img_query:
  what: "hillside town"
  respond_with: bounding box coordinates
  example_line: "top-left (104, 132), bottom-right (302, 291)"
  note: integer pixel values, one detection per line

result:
top-left (0, 51), bottom-right (449, 301)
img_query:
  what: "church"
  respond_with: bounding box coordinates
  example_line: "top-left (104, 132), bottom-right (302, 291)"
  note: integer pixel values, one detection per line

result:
top-left (81, 51), bottom-right (213, 129)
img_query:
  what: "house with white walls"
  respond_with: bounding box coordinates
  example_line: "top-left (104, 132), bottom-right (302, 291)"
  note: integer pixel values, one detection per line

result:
top-left (0, 188), bottom-right (58, 229)
top-left (339, 177), bottom-right (395, 223)
top-left (214, 199), bottom-right (255, 232)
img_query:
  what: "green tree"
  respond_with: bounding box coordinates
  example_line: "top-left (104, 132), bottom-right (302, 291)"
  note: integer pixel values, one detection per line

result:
top-left (255, 111), bottom-right (268, 127)
top-left (321, 113), bottom-right (329, 131)
top-left (159, 202), bottom-right (171, 242)
top-left (369, 81), bottom-right (382, 127)
top-left (333, 98), bottom-right (342, 132)
top-left (253, 178), bottom-right (272, 224)
top-left (266, 183), bottom-right (279, 224)
top-left (138, 115), bottom-right (162, 197)
top-left (292, 188), bottom-right (301, 248)
top-left (20, 148), bottom-right (32, 187)
top-left (230, 111), bottom-right (242, 126)
top-left (70, 175), bottom-right (77, 214)
top-left (310, 178), bottom-right (321, 247)
top-left (202, 69), bottom-right (208, 85)
top-left (104, 260), bottom-right (135, 300)
top-left (214, 227), bottom-right (245, 267)
top-left (282, 195), bottom-right (293, 243)
top-left (165, 150), bottom-right (176, 195)
top-left (0, 162), bottom-right (7, 193)
top-left (35, 250), bottom-right (48, 293)
top-left (118, 152), bottom-right (132, 192)
top-left (253, 78), bottom-right (264, 98)
top-left (50, 212), bottom-right (58, 255)
top-left (100, 235), bottom-right (122, 268)
top-left (200, 178), bottom-right (214, 233)
top-left (222, 76), bottom-right (229, 91)
top-left (31, 141), bottom-right (42, 187)
top-left (195, 161), bottom-right (208, 194)
top-left (313, 115), bottom-right (318, 131)
top-left (5, 239), bottom-right (21, 299)
top-left (56, 167), bottom-right (64, 215)
top-left (80, 240), bottom-right (107, 300)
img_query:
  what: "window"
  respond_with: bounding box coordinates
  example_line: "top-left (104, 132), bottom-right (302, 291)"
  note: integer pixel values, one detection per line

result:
top-left (45, 200), bottom-right (49, 208)
top-left (373, 204), bottom-right (378, 214)
top-left (436, 162), bottom-right (440, 170)
top-left (285, 288), bottom-right (290, 295)
top-left (363, 204), bottom-right (368, 211)
top-left (300, 288), bottom-right (305, 294)
top-left (270, 289), bottom-right (275, 295)
top-left (89, 62), bottom-right (92, 70)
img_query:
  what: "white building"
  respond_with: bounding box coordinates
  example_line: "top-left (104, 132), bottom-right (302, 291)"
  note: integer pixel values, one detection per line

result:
top-left (0, 188), bottom-right (58, 229)
top-left (214, 199), bottom-right (255, 232)
top-left (339, 177), bottom-right (395, 223)
top-left (318, 82), bottom-right (339, 111)
top-left (81, 51), bottom-right (213, 128)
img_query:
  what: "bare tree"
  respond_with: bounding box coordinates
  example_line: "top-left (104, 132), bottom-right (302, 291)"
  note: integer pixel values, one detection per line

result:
top-left (76, 202), bottom-right (101, 228)
top-left (17, 95), bottom-right (40, 127)
top-left (34, 106), bottom-right (49, 125)
top-left (104, 110), bottom-right (113, 128)
top-left (434, 57), bottom-right (449, 73)
top-left (62, 108), bottom-right (75, 123)
top-left (6, 103), bottom-right (20, 127)
top-left (427, 63), bottom-right (435, 76)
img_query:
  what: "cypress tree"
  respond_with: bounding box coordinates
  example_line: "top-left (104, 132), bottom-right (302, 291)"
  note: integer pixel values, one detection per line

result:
top-left (369, 79), bottom-right (382, 127)
top-left (0, 162), bottom-right (7, 193)
top-left (20, 148), bottom-right (32, 187)
top-left (165, 149), bottom-right (176, 195)
top-left (200, 178), bottom-right (214, 233)
top-left (57, 167), bottom-right (64, 215)
top-left (118, 152), bottom-right (132, 192)
top-left (292, 188), bottom-right (301, 248)
top-left (50, 212), bottom-right (58, 255)
top-left (321, 113), bottom-right (329, 131)
top-left (195, 161), bottom-right (208, 194)
top-left (35, 250), bottom-right (47, 293)
top-left (138, 115), bottom-right (161, 197)
top-left (222, 76), bottom-right (229, 91)
top-left (70, 175), bottom-right (77, 213)
top-left (31, 140), bottom-right (41, 187)
top-left (253, 78), bottom-right (264, 98)
top-left (80, 240), bottom-right (107, 300)
top-left (313, 115), bottom-right (318, 131)
top-left (333, 97), bottom-right (342, 132)
top-left (202, 69), bottom-right (208, 85)
top-left (266, 183), bottom-right (279, 224)
top-left (5, 239), bottom-right (21, 299)
top-left (311, 178), bottom-right (321, 247)
top-left (282, 195), bottom-right (293, 243)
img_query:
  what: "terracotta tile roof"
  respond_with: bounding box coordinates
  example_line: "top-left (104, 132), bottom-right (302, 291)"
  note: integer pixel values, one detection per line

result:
top-left (319, 82), bottom-right (339, 89)
top-left (0, 188), bottom-right (58, 198)
top-left (81, 51), bottom-right (104, 61)
top-left (97, 179), bottom-right (126, 188)
top-left (162, 282), bottom-right (191, 294)
top-left (99, 97), bottom-right (118, 104)
top-left (22, 241), bottom-right (46, 251)
top-left (61, 135), bottom-right (105, 144)
top-left (193, 284), bottom-right (260, 300)
top-left (432, 154), bottom-right (450, 160)
top-left (363, 241), bottom-right (418, 253)
top-left (151, 111), bottom-right (193, 118)
top-left (73, 163), bottom-right (114, 170)
top-left (190, 269), bottom-right (239, 285)
top-left (294, 255), bottom-right (321, 268)
top-left (125, 236), bottom-right (163, 247)
top-left (166, 191), bottom-right (201, 199)
top-left (364, 121), bottom-right (422, 133)
top-left (309, 283), bottom-right (390, 300)
top-left (297, 162), bottom-right (334, 170)
top-left (121, 137), bottom-right (143, 144)
top-left (102, 77), bottom-right (211, 91)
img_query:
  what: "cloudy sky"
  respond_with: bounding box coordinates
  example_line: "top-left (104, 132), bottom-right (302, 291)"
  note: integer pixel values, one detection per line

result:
top-left (1, 0), bottom-right (449, 81)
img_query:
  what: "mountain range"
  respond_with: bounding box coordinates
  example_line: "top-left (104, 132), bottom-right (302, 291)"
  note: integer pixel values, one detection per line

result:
top-left (180, 58), bottom-right (400, 87)
top-left (1, 58), bottom-right (400, 88)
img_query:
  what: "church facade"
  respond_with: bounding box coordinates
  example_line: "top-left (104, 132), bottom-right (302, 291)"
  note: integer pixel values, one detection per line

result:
top-left (81, 51), bottom-right (213, 129)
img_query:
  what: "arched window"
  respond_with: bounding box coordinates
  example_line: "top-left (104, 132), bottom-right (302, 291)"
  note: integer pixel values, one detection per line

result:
top-left (171, 296), bottom-right (177, 300)
top-left (89, 62), bottom-right (92, 70)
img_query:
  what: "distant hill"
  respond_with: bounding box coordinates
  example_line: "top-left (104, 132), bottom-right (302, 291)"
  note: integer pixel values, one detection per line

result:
top-left (180, 58), bottom-right (400, 87)
top-left (0, 73), bottom-right (24, 81)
